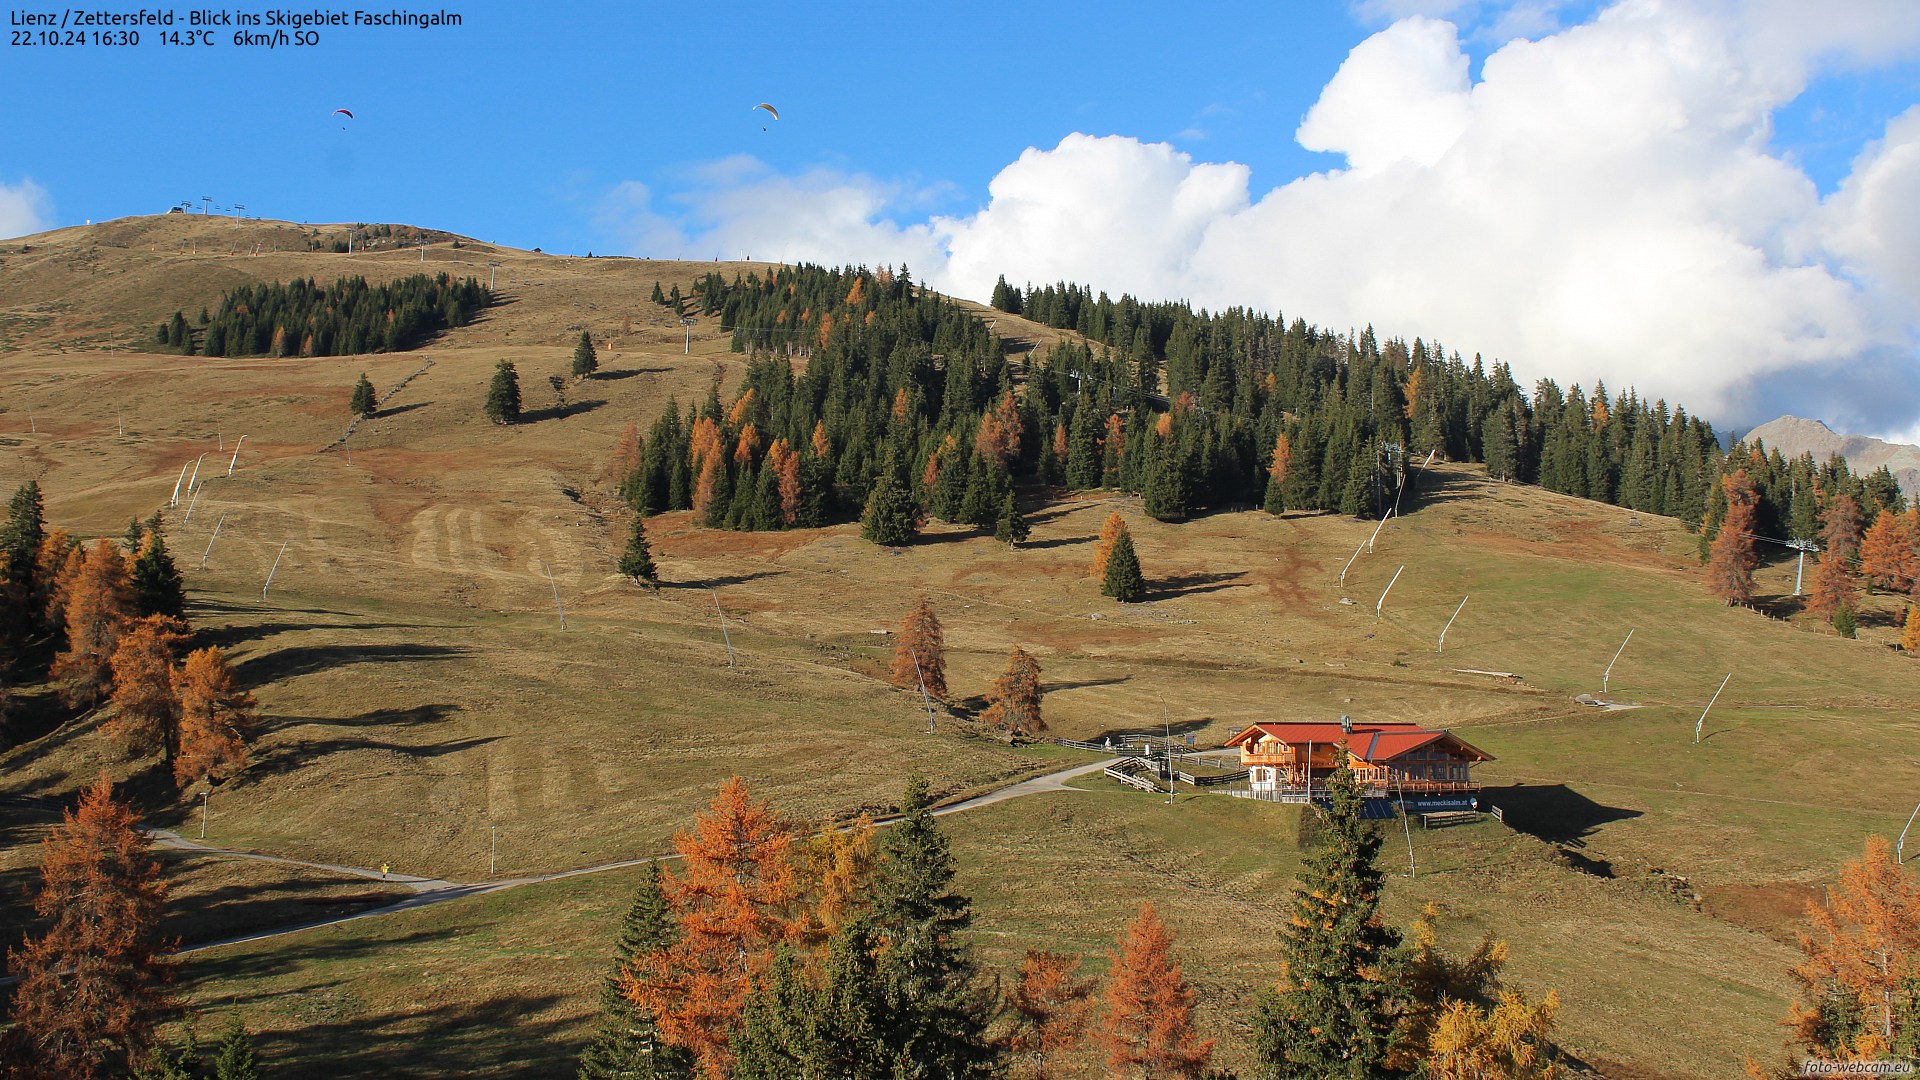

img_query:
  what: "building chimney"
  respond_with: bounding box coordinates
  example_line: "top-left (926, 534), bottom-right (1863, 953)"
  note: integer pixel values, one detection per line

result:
top-left (1339, 714), bottom-right (1353, 734)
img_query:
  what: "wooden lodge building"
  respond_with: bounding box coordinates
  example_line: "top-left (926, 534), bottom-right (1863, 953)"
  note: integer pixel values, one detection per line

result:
top-left (1222, 716), bottom-right (1492, 811)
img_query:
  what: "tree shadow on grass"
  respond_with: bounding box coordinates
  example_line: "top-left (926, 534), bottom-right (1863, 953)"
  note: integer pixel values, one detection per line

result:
top-left (1043, 676), bottom-right (1131, 693)
top-left (662, 570), bottom-right (784, 589)
top-left (195, 622), bottom-right (438, 650)
top-left (1085, 715), bottom-right (1214, 744)
top-left (259, 704), bottom-right (462, 738)
top-left (158, 872), bottom-right (409, 949)
top-left (369, 401), bottom-right (430, 419)
top-left (593, 367), bottom-right (670, 380)
top-left (234, 643), bottom-right (471, 686)
top-left (519, 399), bottom-right (607, 424)
top-left (1479, 783), bottom-right (1641, 876)
top-left (250, 991), bottom-right (582, 1078)
top-left (1017, 534), bottom-right (1094, 550)
top-left (250, 735), bottom-right (502, 779)
top-left (1145, 570), bottom-right (1248, 600)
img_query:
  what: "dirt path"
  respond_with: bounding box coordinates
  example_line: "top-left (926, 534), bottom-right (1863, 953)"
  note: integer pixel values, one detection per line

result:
top-left (155, 756), bottom-right (1122, 958)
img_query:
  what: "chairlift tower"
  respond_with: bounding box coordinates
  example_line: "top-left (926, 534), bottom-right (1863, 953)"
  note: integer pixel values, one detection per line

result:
top-left (1786, 538), bottom-right (1818, 596)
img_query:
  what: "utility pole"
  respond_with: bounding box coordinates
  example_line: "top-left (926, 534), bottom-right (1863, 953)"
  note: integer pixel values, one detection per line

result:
top-left (490, 825), bottom-right (499, 875)
top-left (1396, 775), bottom-right (1416, 878)
top-left (681, 316), bottom-right (696, 355)
top-left (1158, 695), bottom-right (1177, 804)
top-left (487, 261), bottom-right (500, 290)
top-left (199, 790), bottom-right (209, 839)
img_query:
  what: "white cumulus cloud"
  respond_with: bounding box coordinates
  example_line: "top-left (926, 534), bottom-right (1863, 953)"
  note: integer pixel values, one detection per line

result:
top-left (0, 179), bottom-right (52, 240)
top-left (607, 0), bottom-right (1920, 437)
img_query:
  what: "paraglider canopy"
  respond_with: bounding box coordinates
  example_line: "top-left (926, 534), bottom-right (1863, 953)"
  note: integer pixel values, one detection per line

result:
top-left (752, 103), bottom-right (778, 121)
top-left (332, 108), bottom-right (354, 119)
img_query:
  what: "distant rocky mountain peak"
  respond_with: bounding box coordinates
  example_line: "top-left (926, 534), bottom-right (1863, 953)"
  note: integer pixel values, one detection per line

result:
top-left (1744, 415), bottom-right (1920, 497)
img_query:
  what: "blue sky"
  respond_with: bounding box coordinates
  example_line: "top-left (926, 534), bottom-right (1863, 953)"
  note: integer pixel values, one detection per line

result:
top-left (6, 2), bottom-right (1920, 436)
top-left (4, 3), bottom-right (1365, 249)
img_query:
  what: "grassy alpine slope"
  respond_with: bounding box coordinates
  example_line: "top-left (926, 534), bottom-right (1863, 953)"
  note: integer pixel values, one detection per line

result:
top-left (1, 214), bottom-right (1911, 1077)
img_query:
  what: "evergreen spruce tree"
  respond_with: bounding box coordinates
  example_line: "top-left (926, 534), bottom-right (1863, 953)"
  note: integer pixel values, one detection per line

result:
top-left (869, 776), bottom-right (1000, 1079)
top-left (1102, 528), bottom-right (1146, 602)
top-left (1249, 757), bottom-right (1404, 1078)
top-left (1833, 604), bottom-right (1858, 640)
top-left (860, 467), bottom-right (919, 547)
top-left (130, 527), bottom-right (186, 621)
top-left (211, 1013), bottom-right (260, 1080)
top-left (1144, 449), bottom-right (1190, 523)
top-left (349, 373), bottom-right (377, 418)
top-left (1340, 452), bottom-right (1372, 517)
top-left (730, 946), bottom-right (826, 1079)
top-left (931, 445), bottom-right (973, 523)
top-left (573, 330), bottom-right (600, 378)
top-left (485, 361), bottom-right (522, 424)
top-left (732, 923), bottom-right (890, 1080)
top-left (619, 516), bottom-right (659, 588)
top-left (0, 479), bottom-right (47, 661)
top-left (651, 281), bottom-right (666, 305)
top-left (959, 468), bottom-right (996, 530)
top-left (994, 491), bottom-right (1029, 546)
top-left (1066, 402), bottom-right (1104, 489)
top-left (579, 862), bottom-right (690, 1080)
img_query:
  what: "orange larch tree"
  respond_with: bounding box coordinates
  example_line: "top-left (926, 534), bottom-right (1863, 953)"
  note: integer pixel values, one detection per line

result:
top-left (725, 387), bottom-right (757, 429)
top-left (3, 776), bottom-right (173, 1080)
top-left (974, 391), bottom-right (1024, 473)
top-left (1787, 835), bottom-right (1920, 1061)
top-left (1901, 605), bottom-right (1920, 654)
top-left (810, 420), bottom-right (831, 460)
top-left (770, 438), bottom-right (802, 526)
top-left (980, 645), bottom-right (1044, 737)
top-left (39, 532), bottom-right (83, 636)
top-left (50, 538), bottom-right (135, 708)
top-left (105, 615), bottom-right (190, 762)
top-left (1101, 901), bottom-right (1214, 1079)
top-left (733, 422), bottom-right (760, 466)
top-left (1090, 511), bottom-right (1126, 580)
top-left (891, 594), bottom-right (948, 701)
top-left (1858, 509), bottom-right (1918, 594)
top-left (606, 421), bottom-right (642, 488)
top-left (1704, 471), bottom-right (1761, 605)
top-left (1822, 494), bottom-right (1864, 560)
top-left (1807, 550), bottom-right (1859, 622)
top-left (1006, 949), bottom-right (1096, 1079)
top-left (169, 646), bottom-right (258, 790)
top-left (621, 778), bottom-right (800, 1080)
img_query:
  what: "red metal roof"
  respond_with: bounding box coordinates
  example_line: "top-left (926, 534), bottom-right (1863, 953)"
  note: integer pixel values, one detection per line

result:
top-left (1224, 722), bottom-right (1492, 763)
